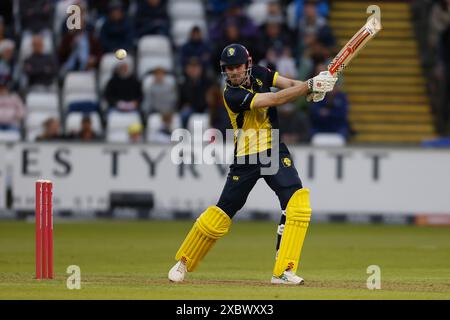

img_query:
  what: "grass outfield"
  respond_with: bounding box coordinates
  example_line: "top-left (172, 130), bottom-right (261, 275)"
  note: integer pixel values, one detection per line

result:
top-left (0, 220), bottom-right (449, 299)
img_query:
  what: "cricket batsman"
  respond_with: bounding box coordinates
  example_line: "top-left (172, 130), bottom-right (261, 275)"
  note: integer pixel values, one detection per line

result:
top-left (169, 44), bottom-right (337, 284)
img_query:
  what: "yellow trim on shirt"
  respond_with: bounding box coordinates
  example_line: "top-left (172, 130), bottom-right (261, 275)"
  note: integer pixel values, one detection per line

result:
top-left (249, 93), bottom-right (258, 110)
top-left (272, 71), bottom-right (279, 87)
top-left (239, 85), bottom-right (254, 94)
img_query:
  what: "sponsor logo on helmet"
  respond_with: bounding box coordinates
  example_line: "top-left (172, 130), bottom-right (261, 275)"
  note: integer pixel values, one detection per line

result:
top-left (282, 157), bottom-right (292, 167)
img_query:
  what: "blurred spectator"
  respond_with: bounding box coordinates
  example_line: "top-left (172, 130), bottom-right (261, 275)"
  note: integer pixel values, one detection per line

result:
top-left (0, 73), bottom-right (25, 130)
top-left (213, 22), bottom-right (241, 64)
top-left (213, 22), bottom-right (260, 70)
top-left (0, 39), bottom-right (18, 88)
top-left (293, 0), bottom-right (329, 25)
top-left (309, 83), bottom-right (350, 140)
top-left (128, 122), bottom-right (143, 142)
top-left (135, 0), bottom-right (170, 38)
top-left (0, 1), bottom-right (13, 29)
top-left (443, 26), bottom-right (450, 134)
top-left (0, 17), bottom-right (5, 42)
top-left (297, 48), bottom-right (315, 80)
top-left (277, 47), bottom-right (298, 79)
top-left (258, 18), bottom-right (292, 60)
top-left (70, 114), bottom-right (100, 141)
top-left (179, 58), bottom-right (212, 127)
top-left (267, 1), bottom-right (285, 23)
top-left (300, 33), bottom-right (331, 76)
top-left (207, 0), bottom-right (234, 16)
top-left (147, 66), bottom-right (177, 114)
top-left (209, 3), bottom-right (258, 43)
top-left (180, 26), bottom-right (211, 69)
top-left (429, 0), bottom-right (450, 49)
top-left (105, 61), bottom-right (142, 112)
top-left (59, 6), bottom-right (103, 75)
top-left (0, 15), bottom-right (14, 41)
top-left (23, 34), bottom-right (57, 90)
top-left (429, 0), bottom-right (450, 133)
top-left (88, 0), bottom-right (131, 18)
top-left (99, 1), bottom-right (134, 53)
top-left (36, 117), bottom-right (65, 141)
top-left (298, 1), bottom-right (335, 50)
top-left (260, 45), bottom-right (297, 79)
top-left (207, 0), bottom-right (252, 15)
top-left (19, 0), bottom-right (53, 33)
top-left (278, 104), bottom-right (310, 144)
top-left (259, 47), bottom-right (278, 71)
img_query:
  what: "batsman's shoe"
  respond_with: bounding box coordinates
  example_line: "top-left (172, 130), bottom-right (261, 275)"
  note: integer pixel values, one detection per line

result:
top-left (168, 260), bottom-right (187, 282)
top-left (271, 270), bottom-right (304, 285)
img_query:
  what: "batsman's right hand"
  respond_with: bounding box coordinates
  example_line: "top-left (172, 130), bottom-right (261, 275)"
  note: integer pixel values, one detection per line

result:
top-left (307, 71), bottom-right (337, 93)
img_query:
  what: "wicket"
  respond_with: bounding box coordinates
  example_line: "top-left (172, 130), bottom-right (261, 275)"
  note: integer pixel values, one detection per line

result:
top-left (35, 180), bottom-right (53, 280)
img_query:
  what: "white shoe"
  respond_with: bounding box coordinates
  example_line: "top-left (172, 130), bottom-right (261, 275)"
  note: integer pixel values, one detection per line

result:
top-left (271, 270), bottom-right (304, 285)
top-left (168, 260), bottom-right (187, 282)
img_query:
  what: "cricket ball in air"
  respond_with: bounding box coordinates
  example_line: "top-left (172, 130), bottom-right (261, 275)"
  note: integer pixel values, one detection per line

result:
top-left (115, 49), bottom-right (127, 60)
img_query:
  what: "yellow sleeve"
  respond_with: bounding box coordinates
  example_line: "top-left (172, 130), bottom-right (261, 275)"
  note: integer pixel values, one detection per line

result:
top-left (249, 93), bottom-right (258, 110)
top-left (272, 72), bottom-right (279, 87)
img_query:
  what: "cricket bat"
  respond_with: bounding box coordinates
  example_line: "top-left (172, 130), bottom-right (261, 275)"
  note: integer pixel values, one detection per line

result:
top-left (328, 5), bottom-right (382, 77)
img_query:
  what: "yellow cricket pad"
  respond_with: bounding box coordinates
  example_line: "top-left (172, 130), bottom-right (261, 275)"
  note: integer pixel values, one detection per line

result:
top-left (273, 188), bottom-right (312, 277)
top-left (175, 206), bottom-right (231, 272)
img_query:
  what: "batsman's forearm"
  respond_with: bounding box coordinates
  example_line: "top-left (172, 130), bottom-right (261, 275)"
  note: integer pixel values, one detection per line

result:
top-left (273, 82), bottom-right (310, 105)
top-left (252, 81), bottom-right (311, 109)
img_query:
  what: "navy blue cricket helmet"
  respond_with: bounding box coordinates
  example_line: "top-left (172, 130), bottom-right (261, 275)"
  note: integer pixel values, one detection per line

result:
top-left (220, 43), bottom-right (252, 86)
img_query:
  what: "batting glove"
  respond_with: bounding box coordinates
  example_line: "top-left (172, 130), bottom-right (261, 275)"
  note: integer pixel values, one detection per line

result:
top-left (307, 71), bottom-right (337, 93)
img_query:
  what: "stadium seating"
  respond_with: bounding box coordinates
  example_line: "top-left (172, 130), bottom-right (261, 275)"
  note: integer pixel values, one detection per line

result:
top-left (168, 2), bottom-right (205, 20)
top-left (171, 19), bottom-right (207, 47)
top-left (62, 72), bottom-right (98, 112)
top-left (53, 0), bottom-right (70, 45)
top-left (63, 71), bottom-right (96, 95)
top-left (65, 112), bottom-right (103, 135)
top-left (106, 111), bottom-right (142, 143)
top-left (138, 35), bottom-right (172, 58)
top-left (311, 133), bottom-right (346, 147)
top-left (7, 0), bottom-right (434, 146)
top-left (26, 92), bottom-right (59, 114)
top-left (146, 112), bottom-right (181, 143)
top-left (23, 92), bottom-right (60, 142)
top-left (0, 130), bottom-right (21, 142)
top-left (137, 56), bottom-right (174, 79)
top-left (187, 113), bottom-right (210, 142)
top-left (137, 35), bottom-right (174, 79)
top-left (25, 111), bottom-right (58, 141)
